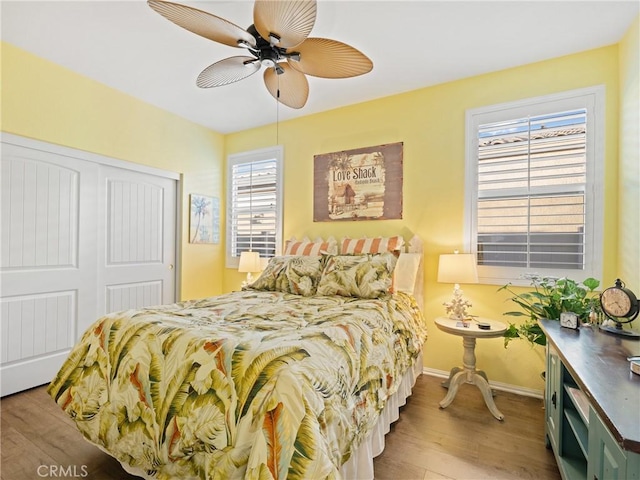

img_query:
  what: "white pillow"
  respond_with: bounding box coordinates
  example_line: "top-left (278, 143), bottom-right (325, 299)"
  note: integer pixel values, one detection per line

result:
top-left (394, 253), bottom-right (422, 293)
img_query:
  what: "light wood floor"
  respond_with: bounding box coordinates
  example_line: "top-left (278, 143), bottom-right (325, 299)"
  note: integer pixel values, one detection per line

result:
top-left (1, 374), bottom-right (560, 480)
top-left (373, 375), bottom-right (561, 480)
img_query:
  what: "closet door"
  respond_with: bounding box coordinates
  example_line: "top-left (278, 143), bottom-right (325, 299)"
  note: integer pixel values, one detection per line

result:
top-left (97, 165), bottom-right (176, 314)
top-left (1, 135), bottom-right (178, 396)
top-left (1, 143), bottom-right (98, 396)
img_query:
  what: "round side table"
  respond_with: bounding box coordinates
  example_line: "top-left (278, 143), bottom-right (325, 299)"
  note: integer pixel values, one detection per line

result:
top-left (434, 316), bottom-right (507, 421)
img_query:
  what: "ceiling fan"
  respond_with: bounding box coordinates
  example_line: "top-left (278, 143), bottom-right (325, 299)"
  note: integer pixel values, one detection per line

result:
top-left (147, 0), bottom-right (373, 109)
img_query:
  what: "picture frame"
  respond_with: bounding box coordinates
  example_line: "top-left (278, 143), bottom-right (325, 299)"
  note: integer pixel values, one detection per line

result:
top-left (189, 194), bottom-right (219, 244)
top-left (313, 142), bottom-right (403, 222)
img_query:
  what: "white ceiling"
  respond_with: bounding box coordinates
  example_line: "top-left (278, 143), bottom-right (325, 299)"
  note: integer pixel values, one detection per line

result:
top-left (2, 1), bottom-right (638, 134)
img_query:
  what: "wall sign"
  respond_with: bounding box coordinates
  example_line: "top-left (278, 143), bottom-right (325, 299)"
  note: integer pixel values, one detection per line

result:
top-left (313, 142), bottom-right (403, 222)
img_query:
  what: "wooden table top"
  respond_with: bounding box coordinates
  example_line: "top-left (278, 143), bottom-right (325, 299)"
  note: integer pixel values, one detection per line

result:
top-left (539, 319), bottom-right (640, 454)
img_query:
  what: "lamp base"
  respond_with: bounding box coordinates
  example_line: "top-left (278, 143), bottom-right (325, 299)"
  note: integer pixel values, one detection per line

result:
top-left (241, 272), bottom-right (255, 288)
top-left (443, 284), bottom-right (473, 322)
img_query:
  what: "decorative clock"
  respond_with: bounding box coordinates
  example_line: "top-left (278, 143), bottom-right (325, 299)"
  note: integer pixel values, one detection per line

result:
top-left (599, 278), bottom-right (640, 338)
top-left (560, 312), bottom-right (579, 330)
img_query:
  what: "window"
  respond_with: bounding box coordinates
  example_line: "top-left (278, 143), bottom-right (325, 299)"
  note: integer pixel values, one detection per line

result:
top-left (226, 146), bottom-right (283, 268)
top-left (464, 86), bottom-right (604, 285)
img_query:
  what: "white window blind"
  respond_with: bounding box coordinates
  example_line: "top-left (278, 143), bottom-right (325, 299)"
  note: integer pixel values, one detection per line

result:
top-left (464, 86), bottom-right (604, 285)
top-left (227, 147), bottom-right (282, 268)
top-left (477, 109), bottom-right (587, 269)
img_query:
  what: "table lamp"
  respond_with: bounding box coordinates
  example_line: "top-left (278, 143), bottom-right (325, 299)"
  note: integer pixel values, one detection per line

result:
top-left (437, 251), bottom-right (478, 321)
top-left (238, 251), bottom-right (261, 287)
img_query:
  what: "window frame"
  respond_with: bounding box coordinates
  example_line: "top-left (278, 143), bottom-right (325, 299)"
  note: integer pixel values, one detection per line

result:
top-left (464, 86), bottom-right (605, 286)
top-left (226, 145), bottom-right (283, 269)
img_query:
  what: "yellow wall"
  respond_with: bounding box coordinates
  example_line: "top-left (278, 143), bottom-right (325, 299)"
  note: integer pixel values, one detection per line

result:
top-left (618, 16), bottom-right (640, 290)
top-left (1, 42), bottom-right (226, 301)
top-left (2, 26), bottom-right (634, 392)
top-left (226, 45), bottom-right (622, 392)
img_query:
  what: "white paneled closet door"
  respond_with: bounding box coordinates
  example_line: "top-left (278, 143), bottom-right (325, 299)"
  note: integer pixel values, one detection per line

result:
top-left (1, 143), bottom-right (98, 396)
top-left (1, 135), bottom-right (178, 396)
top-left (97, 165), bottom-right (176, 315)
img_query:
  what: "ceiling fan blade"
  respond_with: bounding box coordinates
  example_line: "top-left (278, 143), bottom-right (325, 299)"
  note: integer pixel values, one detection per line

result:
top-left (288, 38), bottom-right (373, 78)
top-left (264, 63), bottom-right (309, 109)
top-left (148, 0), bottom-right (256, 49)
top-left (254, 0), bottom-right (316, 49)
top-left (197, 56), bottom-right (261, 88)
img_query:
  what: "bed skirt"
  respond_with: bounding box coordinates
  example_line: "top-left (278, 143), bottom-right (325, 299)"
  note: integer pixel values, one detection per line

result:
top-left (339, 351), bottom-right (423, 480)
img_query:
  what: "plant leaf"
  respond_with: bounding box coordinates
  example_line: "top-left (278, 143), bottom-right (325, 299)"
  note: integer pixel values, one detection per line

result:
top-left (583, 277), bottom-right (600, 291)
top-left (503, 311), bottom-right (529, 317)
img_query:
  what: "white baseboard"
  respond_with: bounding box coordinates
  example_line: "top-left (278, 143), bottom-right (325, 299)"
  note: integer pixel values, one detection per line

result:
top-left (422, 367), bottom-right (544, 399)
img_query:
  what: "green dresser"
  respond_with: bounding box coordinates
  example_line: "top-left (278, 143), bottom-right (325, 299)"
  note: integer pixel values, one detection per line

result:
top-left (540, 319), bottom-right (640, 480)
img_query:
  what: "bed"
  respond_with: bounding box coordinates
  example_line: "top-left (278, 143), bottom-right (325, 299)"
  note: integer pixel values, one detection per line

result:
top-left (47, 235), bottom-right (428, 480)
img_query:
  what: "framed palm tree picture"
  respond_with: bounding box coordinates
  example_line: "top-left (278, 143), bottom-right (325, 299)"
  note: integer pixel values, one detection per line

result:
top-left (189, 194), bottom-right (219, 244)
top-left (313, 142), bottom-right (403, 222)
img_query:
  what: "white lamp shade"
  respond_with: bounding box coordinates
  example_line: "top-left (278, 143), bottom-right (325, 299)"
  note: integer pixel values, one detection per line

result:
top-left (238, 251), bottom-right (261, 273)
top-left (437, 253), bottom-right (478, 284)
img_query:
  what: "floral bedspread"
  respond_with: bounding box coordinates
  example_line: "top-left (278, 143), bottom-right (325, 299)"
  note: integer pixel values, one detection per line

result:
top-left (48, 290), bottom-right (427, 480)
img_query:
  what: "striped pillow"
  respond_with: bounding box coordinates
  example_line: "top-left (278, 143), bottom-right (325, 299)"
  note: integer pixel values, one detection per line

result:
top-left (340, 236), bottom-right (405, 255)
top-left (284, 237), bottom-right (338, 256)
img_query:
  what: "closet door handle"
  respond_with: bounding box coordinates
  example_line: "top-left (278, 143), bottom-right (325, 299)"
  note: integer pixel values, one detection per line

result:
top-left (551, 392), bottom-right (557, 409)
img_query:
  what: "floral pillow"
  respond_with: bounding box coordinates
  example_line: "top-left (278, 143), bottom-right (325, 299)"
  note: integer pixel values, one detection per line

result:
top-left (316, 252), bottom-right (398, 299)
top-left (247, 255), bottom-right (324, 296)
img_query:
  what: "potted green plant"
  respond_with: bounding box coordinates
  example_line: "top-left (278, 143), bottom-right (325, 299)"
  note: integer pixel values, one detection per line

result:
top-left (498, 274), bottom-right (601, 347)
